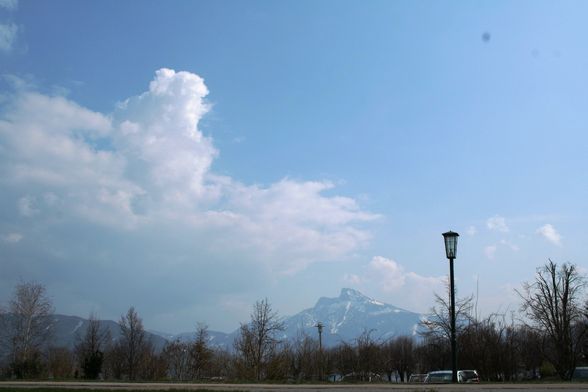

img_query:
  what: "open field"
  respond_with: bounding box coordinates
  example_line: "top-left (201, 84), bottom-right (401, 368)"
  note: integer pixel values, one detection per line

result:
top-left (0, 382), bottom-right (588, 392)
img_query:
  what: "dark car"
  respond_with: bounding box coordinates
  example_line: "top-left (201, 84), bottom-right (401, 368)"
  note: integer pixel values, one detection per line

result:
top-left (572, 367), bottom-right (588, 381)
top-left (408, 373), bottom-right (427, 383)
top-left (424, 370), bottom-right (480, 383)
top-left (424, 370), bottom-right (452, 383)
top-left (458, 369), bottom-right (480, 383)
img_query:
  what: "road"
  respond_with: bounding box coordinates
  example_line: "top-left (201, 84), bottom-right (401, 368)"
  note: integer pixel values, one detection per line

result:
top-left (1, 382), bottom-right (587, 392)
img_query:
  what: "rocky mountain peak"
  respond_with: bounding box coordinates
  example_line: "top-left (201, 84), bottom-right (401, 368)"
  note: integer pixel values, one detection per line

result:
top-left (339, 288), bottom-right (370, 302)
top-left (338, 288), bottom-right (374, 303)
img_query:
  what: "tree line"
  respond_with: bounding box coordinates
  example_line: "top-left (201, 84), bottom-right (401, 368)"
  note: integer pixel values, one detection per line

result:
top-left (0, 259), bottom-right (587, 382)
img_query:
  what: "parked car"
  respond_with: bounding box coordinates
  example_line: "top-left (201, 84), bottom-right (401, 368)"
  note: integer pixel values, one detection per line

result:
top-left (572, 367), bottom-right (588, 381)
top-left (458, 369), bottom-right (480, 383)
top-left (408, 373), bottom-right (427, 383)
top-left (424, 370), bottom-right (480, 383)
top-left (424, 370), bottom-right (452, 383)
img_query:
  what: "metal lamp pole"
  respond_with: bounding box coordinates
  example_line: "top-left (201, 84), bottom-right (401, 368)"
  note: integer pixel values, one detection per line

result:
top-left (442, 231), bottom-right (459, 383)
top-left (316, 322), bottom-right (323, 381)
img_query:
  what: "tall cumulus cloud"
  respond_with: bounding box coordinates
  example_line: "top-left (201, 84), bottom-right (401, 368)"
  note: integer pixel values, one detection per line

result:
top-left (0, 69), bottom-right (377, 329)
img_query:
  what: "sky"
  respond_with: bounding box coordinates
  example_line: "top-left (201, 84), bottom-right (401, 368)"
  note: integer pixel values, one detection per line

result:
top-left (0, 0), bottom-right (586, 334)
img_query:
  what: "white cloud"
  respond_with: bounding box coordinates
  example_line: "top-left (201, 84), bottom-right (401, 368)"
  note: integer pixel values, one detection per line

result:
top-left (466, 225), bottom-right (477, 236)
top-left (0, 23), bottom-right (17, 52)
top-left (0, 0), bottom-right (18, 10)
top-left (500, 239), bottom-right (519, 252)
top-left (113, 68), bottom-right (216, 203)
top-left (484, 240), bottom-right (518, 261)
top-left (536, 224), bottom-right (562, 246)
top-left (486, 215), bottom-right (509, 233)
top-left (2, 232), bottom-right (22, 243)
top-left (0, 68), bottom-right (376, 277)
top-left (1, 91), bottom-right (140, 227)
top-left (2, 74), bottom-right (36, 92)
top-left (368, 256), bottom-right (407, 291)
top-left (484, 245), bottom-right (497, 260)
top-left (347, 256), bottom-right (445, 312)
top-left (18, 195), bottom-right (38, 217)
top-left (343, 273), bottom-right (363, 285)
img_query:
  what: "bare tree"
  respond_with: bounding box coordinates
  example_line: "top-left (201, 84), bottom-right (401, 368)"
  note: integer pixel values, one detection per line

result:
top-left (190, 323), bottom-right (212, 380)
top-left (137, 342), bottom-right (165, 381)
top-left (234, 298), bottom-right (284, 381)
top-left (0, 302), bottom-right (8, 359)
top-left (8, 281), bottom-right (54, 378)
top-left (328, 340), bottom-right (356, 377)
top-left (75, 313), bottom-right (110, 379)
top-left (208, 347), bottom-right (232, 380)
top-left (289, 332), bottom-right (319, 381)
top-left (118, 306), bottom-right (149, 380)
top-left (103, 342), bottom-right (125, 380)
top-left (162, 339), bottom-right (190, 381)
top-left (458, 312), bottom-right (519, 381)
top-left (518, 259), bottom-right (586, 379)
top-left (420, 282), bottom-right (474, 342)
top-left (417, 282), bottom-right (473, 372)
top-left (234, 322), bottom-right (255, 380)
top-left (516, 325), bottom-right (542, 379)
top-left (356, 329), bottom-right (378, 381)
top-left (47, 346), bottom-right (74, 379)
top-left (383, 335), bottom-right (414, 382)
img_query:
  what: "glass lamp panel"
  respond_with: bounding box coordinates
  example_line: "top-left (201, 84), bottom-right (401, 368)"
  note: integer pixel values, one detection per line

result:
top-left (443, 231), bottom-right (459, 259)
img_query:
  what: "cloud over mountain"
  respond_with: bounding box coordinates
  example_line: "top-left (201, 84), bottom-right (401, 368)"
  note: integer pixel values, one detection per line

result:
top-left (0, 69), bottom-right (376, 331)
top-left (344, 256), bottom-right (445, 313)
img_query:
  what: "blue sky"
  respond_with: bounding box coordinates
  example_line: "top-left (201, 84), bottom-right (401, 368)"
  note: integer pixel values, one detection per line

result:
top-left (0, 0), bottom-right (586, 333)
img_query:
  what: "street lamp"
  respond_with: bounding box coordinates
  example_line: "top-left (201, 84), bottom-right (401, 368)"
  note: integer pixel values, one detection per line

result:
top-left (442, 230), bottom-right (459, 383)
top-left (316, 322), bottom-right (324, 381)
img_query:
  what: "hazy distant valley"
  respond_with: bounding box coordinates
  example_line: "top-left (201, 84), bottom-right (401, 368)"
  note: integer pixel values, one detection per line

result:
top-left (41, 288), bottom-right (422, 351)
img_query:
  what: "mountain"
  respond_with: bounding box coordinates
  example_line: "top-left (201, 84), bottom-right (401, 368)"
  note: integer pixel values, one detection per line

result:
top-left (162, 288), bottom-right (423, 349)
top-left (1, 289), bottom-right (422, 353)
top-left (49, 315), bottom-right (120, 349)
top-left (279, 288), bottom-right (423, 347)
top-left (0, 314), bottom-right (169, 355)
top-left (143, 288), bottom-right (423, 350)
top-left (162, 330), bottom-right (233, 348)
top-left (51, 314), bottom-right (169, 351)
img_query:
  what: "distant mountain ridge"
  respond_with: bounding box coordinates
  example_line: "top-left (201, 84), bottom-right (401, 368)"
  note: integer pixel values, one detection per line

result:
top-left (1, 289), bottom-right (423, 352)
top-left (48, 314), bottom-right (169, 351)
top-left (166, 288), bottom-right (423, 348)
top-left (279, 288), bottom-right (422, 346)
top-left (0, 313), bottom-right (169, 360)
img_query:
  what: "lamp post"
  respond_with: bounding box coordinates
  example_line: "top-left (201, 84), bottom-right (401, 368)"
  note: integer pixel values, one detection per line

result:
top-left (316, 322), bottom-right (324, 381)
top-left (442, 230), bottom-right (459, 383)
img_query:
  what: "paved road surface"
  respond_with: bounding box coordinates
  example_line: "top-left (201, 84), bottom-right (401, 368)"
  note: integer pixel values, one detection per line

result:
top-left (1, 382), bottom-right (588, 391)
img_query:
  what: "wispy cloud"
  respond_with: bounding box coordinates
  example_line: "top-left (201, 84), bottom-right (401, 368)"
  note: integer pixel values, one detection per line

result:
top-left (0, 23), bottom-right (18, 52)
top-left (343, 273), bottom-right (363, 285)
top-left (536, 224), bottom-right (562, 246)
top-left (0, 68), bottom-right (377, 279)
top-left (484, 240), bottom-right (518, 260)
top-left (344, 256), bottom-right (445, 312)
top-left (484, 245), bottom-right (497, 260)
top-left (2, 232), bottom-right (22, 243)
top-left (499, 239), bottom-right (519, 252)
top-left (18, 196), bottom-right (39, 217)
top-left (0, 0), bottom-right (18, 11)
top-left (486, 215), bottom-right (509, 233)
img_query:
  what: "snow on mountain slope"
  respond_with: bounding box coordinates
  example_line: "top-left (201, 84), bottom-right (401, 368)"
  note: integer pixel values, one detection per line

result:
top-left (0, 288), bottom-right (422, 355)
top-left (281, 288), bottom-right (422, 346)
